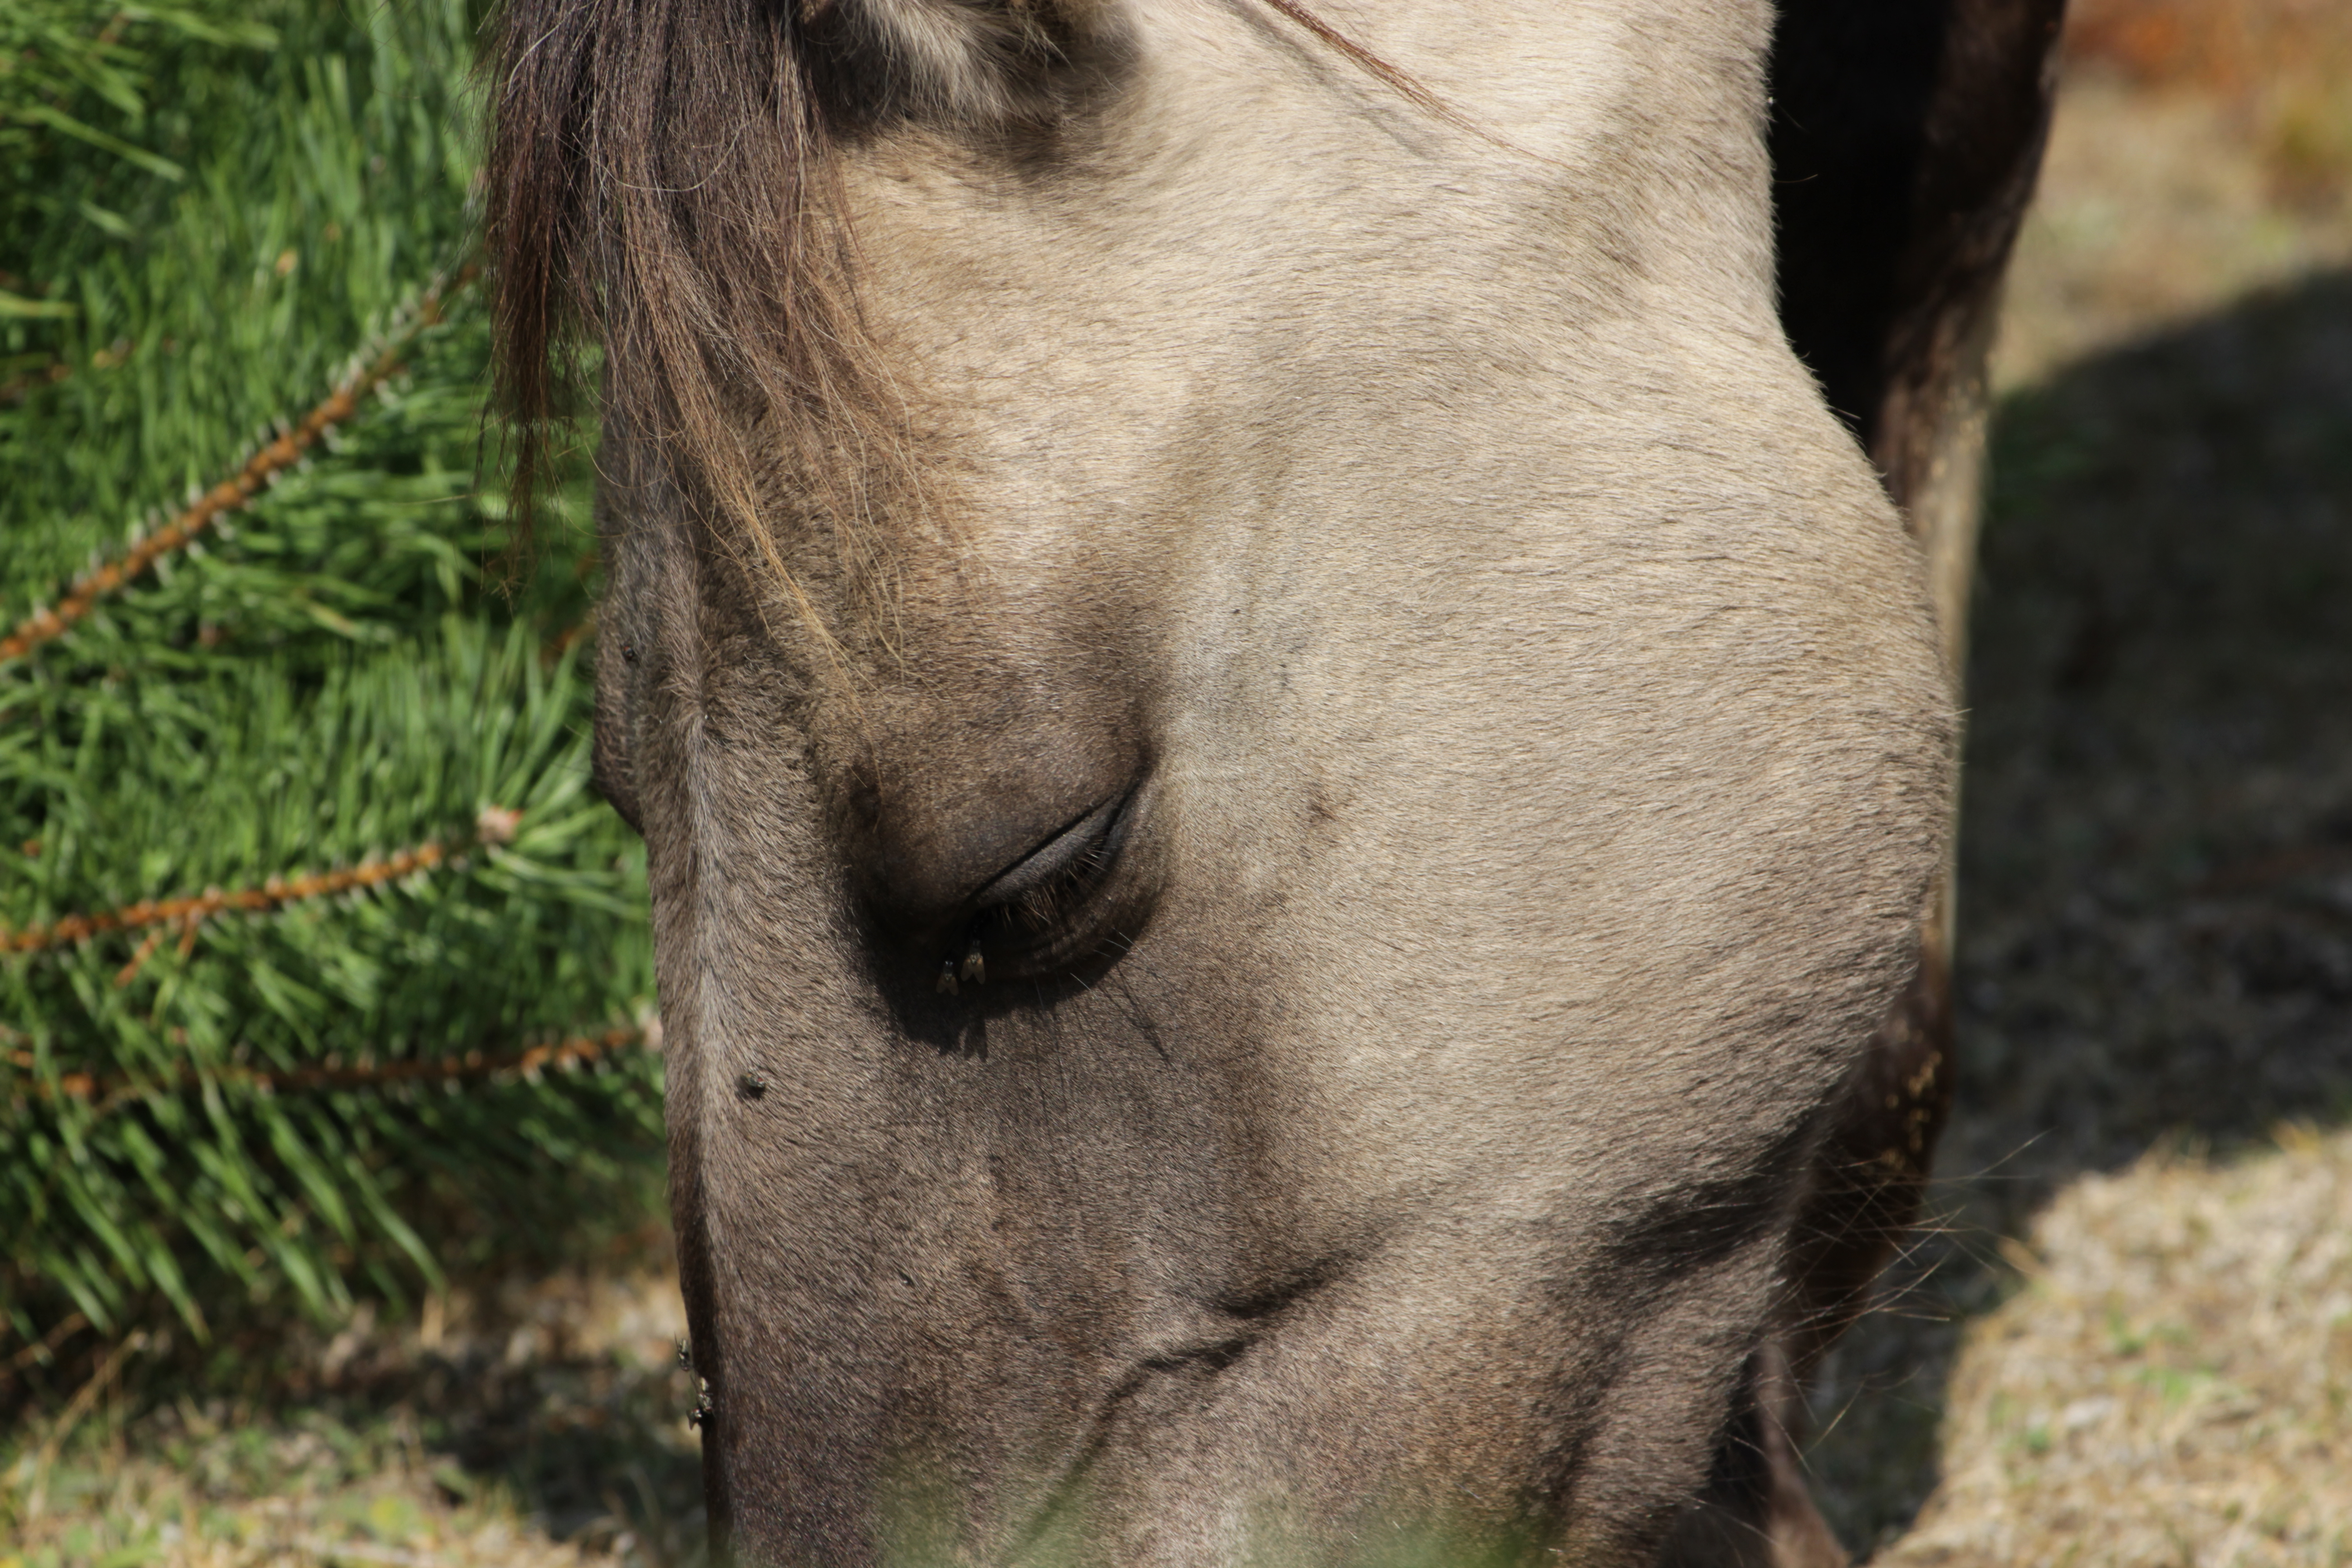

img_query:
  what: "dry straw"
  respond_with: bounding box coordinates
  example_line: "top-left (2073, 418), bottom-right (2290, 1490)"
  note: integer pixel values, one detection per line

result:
top-left (1884, 1127), bottom-right (2352, 1567)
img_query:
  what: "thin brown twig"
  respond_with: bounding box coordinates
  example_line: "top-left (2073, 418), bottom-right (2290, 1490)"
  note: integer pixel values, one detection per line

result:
top-left (0, 1311), bottom-right (94, 1409)
top-left (2, 804), bottom-right (519, 963)
top-left (111, 926), bottom-right (167, 989)
top-left (6, 1023), bottom-right (655, 1114)
top-left (24, 1328), bottom-right (147, 1519)
top-left (5, 1311), bottom-right (89, 1376)
top-left (0, 263), bottom-right (480, 665)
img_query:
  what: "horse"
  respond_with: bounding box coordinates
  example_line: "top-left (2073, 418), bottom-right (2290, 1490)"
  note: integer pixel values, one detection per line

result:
top-left (484, 0), bottom-right (2060, 1560)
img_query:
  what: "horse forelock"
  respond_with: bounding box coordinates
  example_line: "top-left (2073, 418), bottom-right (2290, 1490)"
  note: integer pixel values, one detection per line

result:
top-left (487, 0), bottom-right (886, 571)
top-left (484, 0), bottom-right (1431, 608)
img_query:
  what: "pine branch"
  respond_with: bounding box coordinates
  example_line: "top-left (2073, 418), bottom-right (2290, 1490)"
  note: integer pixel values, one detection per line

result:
top-left (1, 0), bottom-right (650, 1342)
top-left (7, 1020), bottom-right (657, 1114)
top-left (0, 263), bottom-right (480, 665)
top-left (2, 804), bottom-right (520, 962)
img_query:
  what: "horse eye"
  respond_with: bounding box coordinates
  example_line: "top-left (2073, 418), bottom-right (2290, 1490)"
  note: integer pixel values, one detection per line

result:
top-left (942, 788), bottom-right (1138, 988)
top-left (972, 793), bottom-right (1128, 916)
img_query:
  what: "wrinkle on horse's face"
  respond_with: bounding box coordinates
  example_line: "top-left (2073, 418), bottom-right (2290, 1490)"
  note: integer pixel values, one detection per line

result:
top-left (584, 0), bottom-right (1956, 1562)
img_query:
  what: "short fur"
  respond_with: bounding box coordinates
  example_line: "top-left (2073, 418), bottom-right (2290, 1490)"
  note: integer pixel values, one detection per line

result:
top-left (487, 1), bottom-right (2054, 1563)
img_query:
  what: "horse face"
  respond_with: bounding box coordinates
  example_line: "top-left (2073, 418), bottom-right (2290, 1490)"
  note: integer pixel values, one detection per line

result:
top-left (545, 0), bottom-right (1954, 1559)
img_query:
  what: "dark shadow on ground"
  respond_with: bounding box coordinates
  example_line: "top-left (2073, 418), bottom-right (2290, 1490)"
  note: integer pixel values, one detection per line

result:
top-left (298, 1313), bottom-right (708, 1559)
top-left (1808, 267), bottom-right (2352, 1553)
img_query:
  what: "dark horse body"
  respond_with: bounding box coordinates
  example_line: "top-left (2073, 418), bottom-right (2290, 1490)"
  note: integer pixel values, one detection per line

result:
top-left (488, 0), bottom-right (2061, 1560)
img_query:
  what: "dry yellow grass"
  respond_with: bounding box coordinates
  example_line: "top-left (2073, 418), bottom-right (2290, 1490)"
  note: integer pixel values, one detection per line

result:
top-left (1993, 75), bottom-right (2352, 390)
top-left (2066, 0), bottom-right (2352, 209)
top-left (1885, 1128), bottom-right (2352, 1567)
top-left (0, 1268), bottom-right (697, 1568)
top-left (1995, 0), bottom-right (2352, 389)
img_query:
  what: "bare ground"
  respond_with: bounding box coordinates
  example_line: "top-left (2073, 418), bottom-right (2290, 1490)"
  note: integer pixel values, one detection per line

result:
top-left (1, 1262), bottom-right (705, 1567)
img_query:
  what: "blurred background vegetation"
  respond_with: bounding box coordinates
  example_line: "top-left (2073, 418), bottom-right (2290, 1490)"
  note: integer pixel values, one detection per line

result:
top-left (3, 0), bottom-right (2350, 1564)
top-left (3, 3), bottom-right (686, 1560)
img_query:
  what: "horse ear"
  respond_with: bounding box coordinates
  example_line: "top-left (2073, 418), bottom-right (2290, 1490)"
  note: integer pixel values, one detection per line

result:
top-left (818, 0), bottom-right (1124, 123)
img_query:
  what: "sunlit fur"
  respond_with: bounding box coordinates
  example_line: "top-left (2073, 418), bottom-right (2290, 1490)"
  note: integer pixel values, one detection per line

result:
top-left (482, 0), bottom-right (2031, 1563)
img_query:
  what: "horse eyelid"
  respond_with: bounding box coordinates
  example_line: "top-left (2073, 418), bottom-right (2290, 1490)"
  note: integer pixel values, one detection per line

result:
top-left (971, 796), bottom-right (1121, 909)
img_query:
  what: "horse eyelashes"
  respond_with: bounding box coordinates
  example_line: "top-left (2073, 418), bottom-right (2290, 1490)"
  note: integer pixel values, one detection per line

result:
top-left (939, 789), bottom-right (1138, 990)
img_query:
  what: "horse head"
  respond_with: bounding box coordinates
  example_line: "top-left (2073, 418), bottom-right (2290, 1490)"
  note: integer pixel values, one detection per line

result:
top-left (486, 0), bottom-right (2053, 1559)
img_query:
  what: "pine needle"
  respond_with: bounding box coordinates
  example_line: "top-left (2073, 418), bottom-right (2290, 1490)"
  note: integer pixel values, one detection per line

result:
top-left (3, 0), bottom-right (657, 1345)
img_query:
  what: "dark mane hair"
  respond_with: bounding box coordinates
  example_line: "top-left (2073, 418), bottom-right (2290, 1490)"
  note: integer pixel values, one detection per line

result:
top-left (487, 0), bottom-right (878, 571)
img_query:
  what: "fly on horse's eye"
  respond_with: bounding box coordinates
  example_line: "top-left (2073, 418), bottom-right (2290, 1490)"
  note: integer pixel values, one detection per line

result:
top-left (619, 643), bottom-right (639, 665)
top-left (960, 945), bottom-right (985, 985)
top-left (935, 960), bottom-right (959, 997)
top-left (738, 1070), bottom-right (767, 1099)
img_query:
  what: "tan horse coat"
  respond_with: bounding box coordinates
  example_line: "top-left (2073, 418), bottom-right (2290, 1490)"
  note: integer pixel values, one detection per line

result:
top-left (487, 0), bottom-right (2059, 1559)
